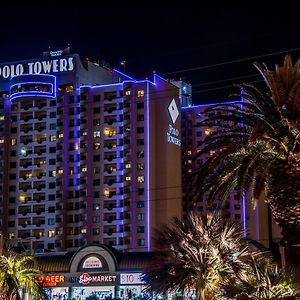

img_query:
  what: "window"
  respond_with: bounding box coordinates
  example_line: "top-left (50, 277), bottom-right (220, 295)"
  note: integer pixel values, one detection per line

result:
top-left (48, 230), bottom-right (55, 238)
top-left (48, 206), bottom-right (55, 213)
top-left (137, 226), bottom-right (145, 233)
top-left (50, 123), bottom-right (56, 130)
top-left (48, 194), bottom-right (55, 201)
top-left (49, 147), bottom-right (56, 153)
top-left (48, 218), bottom-right (55, 225)
top-left (93, 131), bottom-right (101, 138)
top-left (137, 139), bottom-right (144, 146)
top-left (49, 182), bottom-right (56, 189)
top-left (137, 90), bottom-right (144, 97)
top-left (138, 188), bottom-right (144, 195)
top-left (137, 176), bottom-right (144, 183)
top-left (137, 213), bottom-right (144, 221)
top-left (137, 127), bottom-right (144, 134)
top-left (93, 95), bottom-right (101, 102)
top-left (50, 135), bottom-right (56, 142)
top-left (137, 163), bottom-right (144, 171)
top-left (93, 228), bottom-right (100, 235)
top-left (93, 203), bottom-right (100, 211)
top-left (137, 102), bottom-right (144, 109)
top-left (93, 216), bottom-right (100, 223)
top-left (137, 115), bottom-right (144, 122)
top-left (137, 201), bottom-right (144, 208)
top-left (50, 112), bottom-right (56, 118)
top-left (137, 151), bottom-right (144, 158)
top-left (138, 239), bottom-right (145, 246)
top-left (93, 107), bottom-right (101, 114)
top-left (49, 159), bottom-right (56, 165)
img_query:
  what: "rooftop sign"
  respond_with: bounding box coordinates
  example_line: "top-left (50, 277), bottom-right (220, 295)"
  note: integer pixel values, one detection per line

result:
top-left (0, 57), bottom-right (75, 80)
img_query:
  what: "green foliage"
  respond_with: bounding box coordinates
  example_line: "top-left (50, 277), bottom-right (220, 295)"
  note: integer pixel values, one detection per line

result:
top-left (143, 211), bottom-right (254, 300)
top-left (0, 250), bottom-right (47, 300)
top-left (193, 55), bottom-right (300, 244)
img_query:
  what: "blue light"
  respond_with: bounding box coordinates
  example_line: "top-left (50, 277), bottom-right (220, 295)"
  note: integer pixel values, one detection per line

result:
top-left (9, 74), bottom-right (56, 100)
top-left (113, 68), bottom-right (135, 81)
top-left (146, 81), bottom-right (150, 252)
top-left (181, 100), bottom-right (241, 109)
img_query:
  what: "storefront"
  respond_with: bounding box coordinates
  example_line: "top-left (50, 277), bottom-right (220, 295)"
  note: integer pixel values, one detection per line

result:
top-left (36, 245), bottom-right (152, 300)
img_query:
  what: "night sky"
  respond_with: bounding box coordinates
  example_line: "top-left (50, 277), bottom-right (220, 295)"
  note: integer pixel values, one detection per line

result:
top-left (1, 1), bottom-right (300, 104)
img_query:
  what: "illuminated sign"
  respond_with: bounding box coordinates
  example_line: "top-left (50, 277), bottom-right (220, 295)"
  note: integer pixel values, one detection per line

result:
top-left (0, 57), bottom-right (75, 80)
top-left (120, 273), bottom-right (145, 285)
top-left (82, 256), bottom-right (102, 268)
top-left (167, 98), bottom-right (181, 146)
top-left (79, 273), bottom-right (117, 285)
top-left (39, 275), bottom-right (65, 287)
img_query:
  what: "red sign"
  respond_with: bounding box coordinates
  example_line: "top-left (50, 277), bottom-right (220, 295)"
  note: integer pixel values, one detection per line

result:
top-left (39, 275), bottom-right (65, 287)
top-left (78, 273), bottom-right (117, 285)
top-left (79, 273), bottom-right (92, 285)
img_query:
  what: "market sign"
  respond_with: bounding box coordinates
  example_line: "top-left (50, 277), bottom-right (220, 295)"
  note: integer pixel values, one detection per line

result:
top-left (78, 273), bottom-right (117, 285)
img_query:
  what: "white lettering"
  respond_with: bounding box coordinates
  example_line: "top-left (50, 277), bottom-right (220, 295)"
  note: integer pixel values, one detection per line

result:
top-left (42, 61), bottom-right (52, 73)
top-left (27, 62), bottom-right (34, 74)
top-left (33, 62), bottom-right (42, 74)
top-left (0, 57), bottom-right (75, 79)
top-left (2, 66), bottom-right (10, 78)
top-left (68, 57), bottom-right (74, 71)
top-left (60, 59), bottom-right (68, 71)
top-left (52, 60), bottom-right (58, 72)
top-left (15, 64), bottom-right (24, 76)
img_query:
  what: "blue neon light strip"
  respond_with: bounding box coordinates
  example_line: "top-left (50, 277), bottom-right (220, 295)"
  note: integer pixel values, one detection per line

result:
top-left (181, 100), bottom-right (241, 109)
top-left (146, 81), bottom-right (150, 252)
top-left (113, 68), bottom-right (136, 81)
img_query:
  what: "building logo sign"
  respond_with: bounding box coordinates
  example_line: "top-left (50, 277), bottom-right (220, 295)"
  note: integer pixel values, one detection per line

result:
top-left (167, 98), bottom-right (181, 146)
top-left (168, 98), bottom-right (179, 124)
top-left (0, 57), bottom-right (75, 80)
top-left (82, 256), bottom-right (102, 268)
top-left (78, 273), bottom-right (117, 286)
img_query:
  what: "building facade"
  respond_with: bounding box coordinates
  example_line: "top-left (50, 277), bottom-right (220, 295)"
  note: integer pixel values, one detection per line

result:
top-left (181, 103), bottom-right (282, 249)
top-left (0, 50), bottom-right (182, 253)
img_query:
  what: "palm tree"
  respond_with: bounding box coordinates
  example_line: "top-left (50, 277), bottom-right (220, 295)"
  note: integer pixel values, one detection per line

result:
top-left (218, 256), bottom-right (300, 299)
top-left (143, 211), bottom-right (253, 300)
top-left (0, 250), bottom-right (46, 300)
top-left (193, 55), bottom-right (300, 247)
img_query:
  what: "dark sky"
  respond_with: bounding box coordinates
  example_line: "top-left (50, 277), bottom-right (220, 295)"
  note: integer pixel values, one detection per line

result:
top-left (1, 1), bottom-right (300, 104)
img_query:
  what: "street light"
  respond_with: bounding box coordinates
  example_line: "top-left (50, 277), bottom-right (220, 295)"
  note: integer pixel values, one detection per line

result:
top-left (120, 60), bottom-right (127, 72)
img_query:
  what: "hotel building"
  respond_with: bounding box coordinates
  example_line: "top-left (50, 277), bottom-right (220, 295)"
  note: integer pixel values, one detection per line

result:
top-left (0, 49), bottom-right (182, 253)
top-left (181, 103), bottom-right (281, 249)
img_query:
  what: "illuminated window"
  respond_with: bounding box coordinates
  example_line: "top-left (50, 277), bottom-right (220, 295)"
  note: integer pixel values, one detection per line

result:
top-left (82, 166), bottom-right (87, 172)
top-left (137, 163), bottom-right (144, 170)
top-left (50, 135), bottom-right (56, 142)
top-left (81, 227), bottom-right (87, 234)
top-left (75, 142), bottom-right (80, 150)
top-left (82, 131), bottom-right (87, 136)
top-left (137, 90), bottom-right (144, 97)
top-left (187, 159), bottom-right (192, 164)
top-left (9, 232), bottom-right (15, 239)
top-left (125, 90), bottom-right (131, 96)
top-left (187, 150), bottom-right (192, 155)
top-left (125, 163), bottom-right (131, 169)
top-left (58, 169), bottom-right (63, 174)
top-left (48, 230), bottom-right (55, 238)
top-left (209, 150), bottom-right (215, 156)
top-left (11, 138), bottom-right (17, 145)
top-left (93, 131), bottom-right (101, 138)
top-left (94, 142), bottom-right (101, 150)
top-left (138, 239), bottom-right (145, 246)
top-left (188, 169), bottom-right (192, 173)
top-left (137, 213), bottom-right (144, 221)
top-left (51, 170), bottom-right (56, 177)
top-left (0, 116), bottom-right (4, 120)
top-left (0, 138), bottom-right (4, 143)
top-left (125, 176), bottom-right (131, 181)
top-left (93, 203), bottom-right (100, 210)
top-left (137, 176), bottom-right (144, 183)
top-left (19, 194), bottom-right (27, 203)
top-left (104, 189), bottom-right (110, 197)
top-left (58, 132), bottom-right (64, 138)
top-left (204, 129), bottom-right (211, 136)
